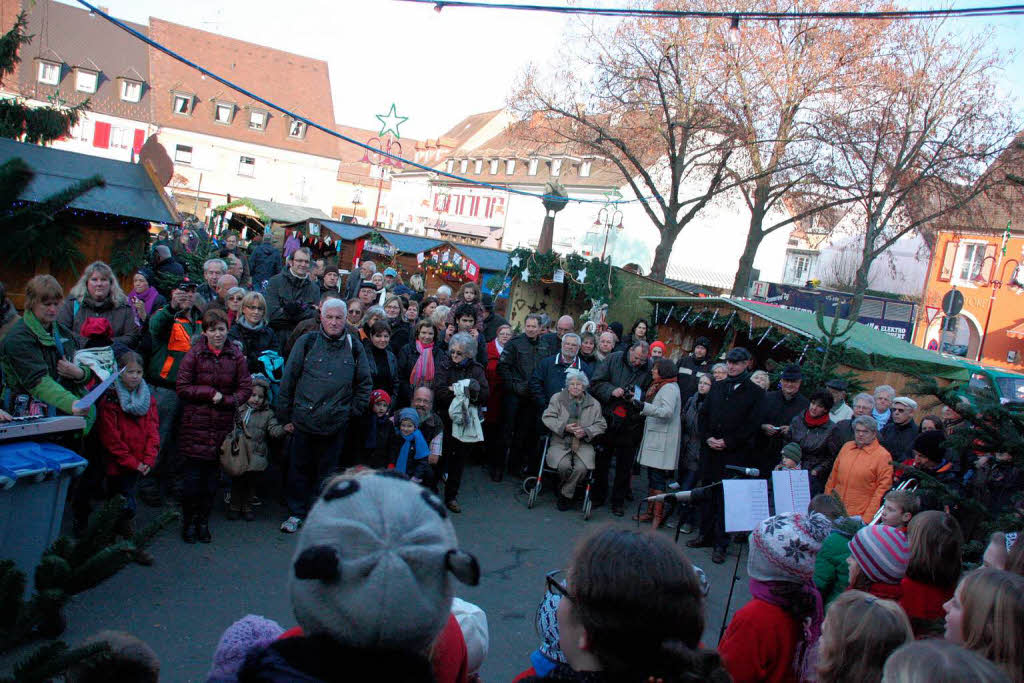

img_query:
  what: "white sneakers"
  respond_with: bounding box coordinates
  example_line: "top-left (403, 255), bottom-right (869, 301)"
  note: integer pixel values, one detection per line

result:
top-left (280, 516), bottom-right (303, 533)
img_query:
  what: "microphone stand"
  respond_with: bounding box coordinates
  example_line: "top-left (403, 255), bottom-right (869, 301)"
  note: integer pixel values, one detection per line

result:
top-left (718, 468), bottom-right (760, 643)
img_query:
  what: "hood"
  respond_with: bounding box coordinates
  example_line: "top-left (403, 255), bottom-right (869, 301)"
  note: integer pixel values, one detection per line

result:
top-left (238, 635), bottom-right (434, 682)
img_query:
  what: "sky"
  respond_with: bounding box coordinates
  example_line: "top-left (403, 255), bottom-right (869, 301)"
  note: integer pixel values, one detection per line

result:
top-left (61, 0), bottom-right (1023, 143)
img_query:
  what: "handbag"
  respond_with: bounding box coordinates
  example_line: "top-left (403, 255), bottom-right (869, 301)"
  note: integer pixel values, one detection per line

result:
top-left (219, 425), bottom-right (250, 477)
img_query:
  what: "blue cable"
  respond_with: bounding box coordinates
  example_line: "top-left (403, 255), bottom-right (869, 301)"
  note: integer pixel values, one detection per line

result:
top-left (72, 0), bottom-right (638, 206)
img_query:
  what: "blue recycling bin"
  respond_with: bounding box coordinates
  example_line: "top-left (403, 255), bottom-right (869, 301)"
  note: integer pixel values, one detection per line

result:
top-left (0, 441), bottom-right (87, 587)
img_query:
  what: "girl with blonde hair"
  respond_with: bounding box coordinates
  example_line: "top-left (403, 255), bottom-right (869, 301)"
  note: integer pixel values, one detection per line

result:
top-left (882, 639), bottom-right (1011, 683)
top-left (817, 590), bottom-right (912, 683)
top-left (944, 567), bottom-right (1024, 683)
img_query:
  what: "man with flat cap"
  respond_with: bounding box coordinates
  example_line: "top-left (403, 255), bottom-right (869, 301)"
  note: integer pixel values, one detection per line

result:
top-left (757, 362), bottom-right (810, 477)
top-left (826, 378), bottom-right (853, 422)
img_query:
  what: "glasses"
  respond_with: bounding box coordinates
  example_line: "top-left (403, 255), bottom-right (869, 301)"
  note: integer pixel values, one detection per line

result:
top-left (892, 407), bottom-right (909, 413)
top-left (545, 570), bottom-right (570, 599)
top-left (243, 304), bottom-right (264, 311)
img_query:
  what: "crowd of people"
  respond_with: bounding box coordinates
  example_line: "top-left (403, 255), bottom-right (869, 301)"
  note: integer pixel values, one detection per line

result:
top-left (0, 226), bottom-right (1022, 682)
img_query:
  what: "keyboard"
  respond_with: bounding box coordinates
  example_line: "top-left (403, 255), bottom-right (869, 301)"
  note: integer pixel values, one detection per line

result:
top-left (0, 416), bottom-right (86, 441)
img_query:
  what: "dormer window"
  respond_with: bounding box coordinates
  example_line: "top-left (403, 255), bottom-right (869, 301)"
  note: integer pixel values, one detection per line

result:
top-left (459, 159), bottom-right (468, 174)
top-left (528, 158), bottom-right (539, 176)
top-left (580, 160), bottom-right (592, 177)
top-left (506, 159), bottom-right (516, 174)
top-left (214, 102), bottom-right (235, 124)
top-left (37, 61), bottom-right (61, 85)
top-left (489, 159), bottom-right (499, 175)
top-left (288, 119), bottom-right (307, 139)
top-left (172, 92), bottom-right (195, 116)
top-left (119, 79), bottom-right (142, 102)
top-left (446, 159), bottom-right (454, 173)
top-left (550, 159), bottom-right (562, 176)
top-left (474, 159), bottom-right (483, 174)
top-left (249, 109), bottom-right (268, 131)
top-left (75, 69), bottom-right (98, 94)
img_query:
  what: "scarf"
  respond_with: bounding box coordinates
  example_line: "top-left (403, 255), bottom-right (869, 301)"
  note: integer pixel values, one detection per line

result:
top-left (23, 310), bottom-right (57, 348)
top-left (645, 374), bottom-right (676, 402)
top-left (238, 316), bottom-right (267, 331)
top-left (749, 579), bottom-right (823, 683)
top-left (395, 427), bottom-right (429, 474)
top-left (872, 408), bottom-right (891, 431)
top-left (803, 409), bottom-right (830, 428)
top-left (410, 340), bottom-right (435, 386)
top-left (114, 376), bottom-right (151, 416)
top-left (129, 286), bottom-right (160, 316)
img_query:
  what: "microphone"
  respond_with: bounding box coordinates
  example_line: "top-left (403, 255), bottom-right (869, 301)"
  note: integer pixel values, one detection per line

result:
top-left (645, 485), bottom-right (716, 503)
top-left (725, 465), bottom-right (760, 477)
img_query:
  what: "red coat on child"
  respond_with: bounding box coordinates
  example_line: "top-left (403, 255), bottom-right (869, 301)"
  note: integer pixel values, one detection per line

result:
top-left (719, 598), bottom-right (800, 683)
top-left (899, 577), bottom-right (954, 638)
top-left (97, 390), bottom-right (159, 476)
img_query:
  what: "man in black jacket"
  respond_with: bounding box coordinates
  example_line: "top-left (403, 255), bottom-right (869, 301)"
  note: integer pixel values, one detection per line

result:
top-left (756, 362), bottom-right (809, 477)
top-left (881, 396), bottom-right (919, 463)
top-left (480, 294), bottom-right (509, 343)
top-left (690, 346), bottom-right (764, 563)
top-left (495, 313), bottom-right (555, 480)
top-left (247, 231), bottom-right (282, 292)
top-left (265, 247), bottom-right (320, 353)
top-left (676, 335), bottom-right (713, 403)
top-left (590, 341), bottom-right (651, 516)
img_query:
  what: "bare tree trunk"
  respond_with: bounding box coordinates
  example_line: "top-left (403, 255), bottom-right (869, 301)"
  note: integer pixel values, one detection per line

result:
top-left (648, 219), bottom-right (681, 279)
top-left (731, 202), bottom-right (768, 296)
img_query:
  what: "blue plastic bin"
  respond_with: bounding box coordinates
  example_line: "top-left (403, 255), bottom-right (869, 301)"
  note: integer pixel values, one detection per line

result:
top-left (0, 441), bottom-right (87, 588)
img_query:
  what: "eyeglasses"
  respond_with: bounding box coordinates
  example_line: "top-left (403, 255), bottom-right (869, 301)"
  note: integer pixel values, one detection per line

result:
top-left (243, 304), bottom-right (264, 311)
top-left (545, 569), bottom-right (571, 599)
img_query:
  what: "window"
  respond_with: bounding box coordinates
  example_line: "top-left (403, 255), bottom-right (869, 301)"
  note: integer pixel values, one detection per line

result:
top-left (551, 159), bottom-right (562, 176)
top-left (75, 70), bottom-right (98, 93)
top-left (445, 159), bottom-right (454, 173)
top-left (784, 252), bottom-right (816, 284)
top-left (474, 160), bottom-right (483, 174)
top-left (248, 110), bottom-right (267, 130)
top-left (238, 156), bottom-right (255, 177)
top-left (120, 80), bottom-right (142, 102)
top-left (214, 103), bottom-right (234, 124)
top-left (459, 159), bottom-right (468, 174)
top-left (957, 242), bottom-right (986, 283)
top-left (37, 61), bottom-right (60, 85)
top-left (580, 160), bottom-right (592, 177)
top-left (506, 159), bottom-right (516, 174)
top-left (489, 159), bottom-right (499, 175)
top-left (288, 120), bottom-right (306, 139)
top-left (528, 158), bottom-right (539, 176)
top-left (174, 144), bottom-right (193, 164)
top-left (110, 126), bottom-right (133, 149)
top-left (172, 94), bottom-right (193, 115)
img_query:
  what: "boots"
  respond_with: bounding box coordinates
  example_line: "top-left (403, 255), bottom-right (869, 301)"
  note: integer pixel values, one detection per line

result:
top-left (632, 489), bottom-right (656, 522)
top-left (116, 516), bottom-right (154, 565)
top-left (181, 502), bottom-right (197, 544)
top-left (651, 498), bottom-right (666, 531)
top-left (195, 501), bottom-right (212, 544)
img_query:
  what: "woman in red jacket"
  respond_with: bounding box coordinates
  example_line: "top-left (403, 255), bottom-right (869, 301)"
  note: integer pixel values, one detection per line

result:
top-left (900, 511), bottom-right (963, 638)
top-left (719, 511), bottom-right (832, 683)
top-left (98, 350), bottom-right (159, 564)
top-left (176, 308), bottom-right (251, 545)
top-left (484, 323), bottom-right (511, 481)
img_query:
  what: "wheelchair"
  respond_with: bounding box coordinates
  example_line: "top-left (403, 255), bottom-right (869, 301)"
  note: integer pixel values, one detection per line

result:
top-left (523, 436), bottom-right (594, 520)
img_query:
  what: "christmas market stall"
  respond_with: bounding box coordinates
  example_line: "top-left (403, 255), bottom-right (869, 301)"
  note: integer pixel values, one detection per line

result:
top-left (0, 137), bottom-right (179, 308)
top-left (644, 296), bottom-right (970, 401)
top-left (211, 198), bottom-right (330, 248)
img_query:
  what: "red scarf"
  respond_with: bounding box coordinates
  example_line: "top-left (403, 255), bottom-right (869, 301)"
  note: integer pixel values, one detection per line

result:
top-left (803, 408), bottom-right (830, 428)
top-left (646, 375), bottom-right (677, 402)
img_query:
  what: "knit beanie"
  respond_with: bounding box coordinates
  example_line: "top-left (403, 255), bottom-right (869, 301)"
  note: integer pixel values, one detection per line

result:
top-left (650, 341), bottom-right (667, 355)
top-left (370, 389), bottom-right (391, 407)
top-left (748, 512), bottom-right (832, 583)
top-left (288, 471), bottom-right (480, 652)
top-left (397, 407), bottom-right (420, 428)
top-left (207, 615), bottom-right (284, 682)
top-left (780, 442), bottom-right (802, 465)
top-left (913, 429), bottom-right (946, 463)
top-left (848, 525), bottom-right (910, 584)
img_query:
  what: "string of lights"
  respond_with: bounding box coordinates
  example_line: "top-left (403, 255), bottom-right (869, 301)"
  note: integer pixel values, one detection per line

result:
top-left (72, 0), bottom-right (648, 207)
top-left (408, 0), bottom-right (1024, 20)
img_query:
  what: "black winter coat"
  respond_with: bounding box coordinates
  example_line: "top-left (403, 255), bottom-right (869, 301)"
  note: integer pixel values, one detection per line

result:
top-left (228, 320), bottom-right (278, 375)
top-left (264, 270), bottom-right (319, 331)
top-left (176, 337), bottom-right (252, 461)
top-left (881, 419), bottom-right (920, 463)
top-left (248, 242), bottom-right (282, 288)
top-left (482, 311), bottom-right (510, 342)
top-left (788, 412), bottom-right (836, 475)
top-left (829, 417), bottom-right (855, 458)
top-left (276, 330), bottom-right (372, 435)
top-left (757, 390), bottom-right (810, 474)
top-left (699, 372), bottom-right (764, 477)
top-left (529, 353), bottom-right (592, 409)
top-left (238, 634), bottom-right (435, 682)
top-left (590, 351), bottom-right (651, 445)
top-left (497, 333), bottom-right (556, 397)
top-left (363, 340), bottom-right (399, 400)
top-left (432, 355), bottom-right (489, 413)
top-left (677, 353), bottom-right (712, 403)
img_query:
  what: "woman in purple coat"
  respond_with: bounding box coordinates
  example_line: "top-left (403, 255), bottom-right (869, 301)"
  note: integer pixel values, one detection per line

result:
top-left (176, 308), bottom-right (251, 544)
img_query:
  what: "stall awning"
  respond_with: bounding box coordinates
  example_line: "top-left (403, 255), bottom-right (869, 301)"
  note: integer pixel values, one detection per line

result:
top-left (1008, 322), bottom-right (1024, 340)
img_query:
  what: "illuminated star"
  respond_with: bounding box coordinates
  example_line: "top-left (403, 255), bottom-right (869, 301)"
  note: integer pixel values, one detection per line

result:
top-left (510, 256), bottom-right (521, 268)
top-left (603, 188), bottom-right (623, 204)
top-left (521, 268), bottom-right (530, 282)
top-left (577, 268), bottom-right (587, 283)
top-left (376, 103), bottom-right (408, 139)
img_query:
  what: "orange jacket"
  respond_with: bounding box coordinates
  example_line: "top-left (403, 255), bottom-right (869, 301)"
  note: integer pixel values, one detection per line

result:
top-left (825, 439), bottom-right (893, 522)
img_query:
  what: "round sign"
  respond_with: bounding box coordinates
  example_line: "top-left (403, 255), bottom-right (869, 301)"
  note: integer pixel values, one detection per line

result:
top-left (942, 289), bottom-right (964, 317)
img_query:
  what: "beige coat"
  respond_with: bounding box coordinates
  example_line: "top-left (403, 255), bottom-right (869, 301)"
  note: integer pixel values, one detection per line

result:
top-left (542, 390), bottom-right (607, 470)
top-left (638, 382), bottom-right (682, 472)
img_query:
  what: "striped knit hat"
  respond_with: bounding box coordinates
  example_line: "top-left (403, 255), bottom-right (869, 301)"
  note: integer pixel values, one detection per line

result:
top-left (849, 525), bottom-right (910, 584)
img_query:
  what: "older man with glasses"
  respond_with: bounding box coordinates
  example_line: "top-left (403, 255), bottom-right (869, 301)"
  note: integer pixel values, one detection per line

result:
top-left (881, 396), bottom-right (920, 464)
top-left (264, 247), bottom-right (320, 353)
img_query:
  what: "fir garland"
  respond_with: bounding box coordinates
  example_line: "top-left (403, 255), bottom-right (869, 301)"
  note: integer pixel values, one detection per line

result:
top-left (110, 229), bottom-right (150, 277)
top-left (500, 246), bottom-right (619, 304)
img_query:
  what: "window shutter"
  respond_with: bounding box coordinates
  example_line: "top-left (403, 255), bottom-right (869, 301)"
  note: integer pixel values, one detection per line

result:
top-left (937, 240), bottom-right (957, 282)
top-left (981, 243), bottom-right (998, 282)
top-left (132, 129), bottom-right (145, 154)
top-left (93, 121), bottom-right (111, 148)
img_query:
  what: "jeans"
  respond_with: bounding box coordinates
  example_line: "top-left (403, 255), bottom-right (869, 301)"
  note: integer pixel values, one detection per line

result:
top-left (107, 471), bottom-right (140, 515)
top-left (285, 428), bottom-right (346, 518)
top-left (646, 466), bottom-right (674, 491)
top-left (500, 393), bottom-right (538, 473)
top-left (594, 443), bottom-right (636, 507)
top-left (442, 439), bottom-right (471, 503)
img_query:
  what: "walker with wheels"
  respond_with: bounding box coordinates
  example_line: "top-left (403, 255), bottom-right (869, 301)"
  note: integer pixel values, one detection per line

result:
top-left (523, 436), bottom-right (594, 520)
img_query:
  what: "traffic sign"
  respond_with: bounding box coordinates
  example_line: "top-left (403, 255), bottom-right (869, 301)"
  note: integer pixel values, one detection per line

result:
top-left (942, 289), bottom-right (964, 317)
top-left (925, 306), bottom-right (940, 324)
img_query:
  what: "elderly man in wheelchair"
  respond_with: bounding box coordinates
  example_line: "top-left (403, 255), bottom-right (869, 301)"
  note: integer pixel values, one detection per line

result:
top-left (540, 368), bottom-right (607, 511)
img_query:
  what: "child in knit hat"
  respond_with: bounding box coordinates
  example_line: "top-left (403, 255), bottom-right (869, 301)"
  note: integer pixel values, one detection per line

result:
top-left (207, 614), bottom-right (284, 682)
top-left (847, 523), bottom-right (911, 601)
top-left (776, 442), bottom-right (803, 470)
top-left (719, 511), bottom-right (832, 683)
top-left (362, 389), bottom-right (394, 469)
top-left (237, 469), bottom-right (480, 680)
top-left (389, 407), bottom-right (433, 485)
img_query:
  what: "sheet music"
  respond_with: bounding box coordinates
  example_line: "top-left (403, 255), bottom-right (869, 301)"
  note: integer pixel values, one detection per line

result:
top-left (772, 469), bottom-right (812, 516)
top-left (723, 479), bottom-right (771, 533)
top-left (71, 367), bottom-right (124, 413)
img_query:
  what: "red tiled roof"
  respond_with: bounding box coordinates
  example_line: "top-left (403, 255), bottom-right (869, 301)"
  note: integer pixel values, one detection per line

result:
top-left (147, 18), bottom-right (337, 159)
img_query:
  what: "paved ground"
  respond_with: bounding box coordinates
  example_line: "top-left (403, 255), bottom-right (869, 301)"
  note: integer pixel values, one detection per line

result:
top-left (5, 463), bottom-right (752, 682)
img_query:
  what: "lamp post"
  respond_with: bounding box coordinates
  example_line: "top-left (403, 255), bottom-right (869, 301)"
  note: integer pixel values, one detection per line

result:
top-left (977, 256), bottom-right (1020, 362)
top-left (537, 181), bottom-right (568, 254)
top-left (596, 203), bottom-right (623, 262)
top-left (362, 103), bottom-right (408, 228)
top-left (350, 186), bottom-right (363, 223)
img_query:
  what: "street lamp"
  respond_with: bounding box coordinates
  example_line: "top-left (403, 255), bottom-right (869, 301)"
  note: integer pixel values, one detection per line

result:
top-left (596, 203), bottom-right (623, 262)
top-left (976, 255), bottom-right (1021, 362)
top-left (350, 186), bottom-right (363, 223)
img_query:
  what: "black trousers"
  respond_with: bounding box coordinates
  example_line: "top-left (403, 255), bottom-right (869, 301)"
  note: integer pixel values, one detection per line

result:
top-left (182, 459), bottom-right (220, 516)
top-left (285, 428), bottom-right (346, 518)
top-left (592, 441), bottom-right (636, 506)
top-left (499, 392), bottom-right (538, 473)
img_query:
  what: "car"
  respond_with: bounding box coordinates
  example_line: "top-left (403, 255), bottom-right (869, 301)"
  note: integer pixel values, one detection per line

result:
top-left (950, 360), bottom-right (1024, 405)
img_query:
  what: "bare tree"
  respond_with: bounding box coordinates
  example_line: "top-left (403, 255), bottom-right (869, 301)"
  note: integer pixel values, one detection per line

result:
top-left (819, 18), bottom-right (1019, 324)
top-left (509, 12), bottom-right (749, 278)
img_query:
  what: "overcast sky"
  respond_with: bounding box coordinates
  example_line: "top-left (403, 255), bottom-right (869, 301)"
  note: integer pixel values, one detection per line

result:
top-left (60, 0), bottom-right (1022, 141)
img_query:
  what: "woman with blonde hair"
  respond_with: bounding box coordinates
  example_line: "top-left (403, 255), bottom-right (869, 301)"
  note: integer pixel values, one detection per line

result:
top-left (944, 567), bottom-right (1024, 683)
top-left (882, 639), bottom-right (1011, 683)
top-left (58, 260), bottom-right (141, 349)
top-left (817, 590), bottom-right (912, 683)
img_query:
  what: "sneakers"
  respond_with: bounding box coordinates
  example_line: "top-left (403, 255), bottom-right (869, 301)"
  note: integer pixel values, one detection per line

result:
top-left (280, 516), bottom-right (303, 533)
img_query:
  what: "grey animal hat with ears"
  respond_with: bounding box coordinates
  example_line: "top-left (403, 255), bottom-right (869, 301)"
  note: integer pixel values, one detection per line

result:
top-left (288, 471), bottom-right (480, 652)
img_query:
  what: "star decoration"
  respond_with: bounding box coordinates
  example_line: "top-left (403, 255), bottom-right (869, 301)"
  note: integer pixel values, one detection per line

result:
top-left (521, 268), bottom-right (530, 282)
top-left (577, 268), bottom-right (587, 282)
top-left (510, 256), bottom-right (521, 268)
top-left (602, 188), bottom-right (623, 204)
top-left (376, 103), bottom-right (408, 139)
